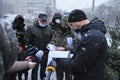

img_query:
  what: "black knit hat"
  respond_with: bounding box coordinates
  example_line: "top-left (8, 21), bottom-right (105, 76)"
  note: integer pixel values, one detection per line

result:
top-left (68, 9), bottom-right (87, 22)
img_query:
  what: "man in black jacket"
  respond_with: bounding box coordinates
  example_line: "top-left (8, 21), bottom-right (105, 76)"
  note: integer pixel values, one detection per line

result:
top-left (25, 13), bottom-right (52, 80)
top-left (56, 9), bottom-right (107, 80)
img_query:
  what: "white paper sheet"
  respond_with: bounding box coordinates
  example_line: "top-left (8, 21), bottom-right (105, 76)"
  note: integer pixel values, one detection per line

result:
top-left (48, 51), bottom-right (71, 58)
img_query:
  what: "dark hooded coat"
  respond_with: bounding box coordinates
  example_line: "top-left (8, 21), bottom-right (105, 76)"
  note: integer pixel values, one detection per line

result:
top-left (0, 21), bottom-right (19, 80)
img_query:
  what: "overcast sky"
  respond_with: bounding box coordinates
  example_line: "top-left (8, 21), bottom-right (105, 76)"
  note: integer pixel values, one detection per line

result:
top-left (56, 0), bottom-right (110, 12)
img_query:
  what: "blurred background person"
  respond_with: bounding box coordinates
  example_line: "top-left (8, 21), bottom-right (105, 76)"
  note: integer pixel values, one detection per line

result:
top-left (0, 19), bottom-right (36, 80)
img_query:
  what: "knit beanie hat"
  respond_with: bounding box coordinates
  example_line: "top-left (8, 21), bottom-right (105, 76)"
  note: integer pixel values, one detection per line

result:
top-left (68, 9), bottom-right (87, 22)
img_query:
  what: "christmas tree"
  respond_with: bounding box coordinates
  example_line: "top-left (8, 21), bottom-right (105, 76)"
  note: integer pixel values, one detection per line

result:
top-left (105, 16), bottom-right (120, 80)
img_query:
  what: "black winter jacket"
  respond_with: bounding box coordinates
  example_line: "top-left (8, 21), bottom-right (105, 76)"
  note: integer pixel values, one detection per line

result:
top-left (58, 18), bottom-right (107, 80)
top-left (25, 21), bottom-right (52, 51)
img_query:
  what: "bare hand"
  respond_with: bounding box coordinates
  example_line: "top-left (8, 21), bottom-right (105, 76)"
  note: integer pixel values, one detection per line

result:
top-left (28, 62), bottom-right (36, 69)
top-left (56, 47), bottom-right (65, 51)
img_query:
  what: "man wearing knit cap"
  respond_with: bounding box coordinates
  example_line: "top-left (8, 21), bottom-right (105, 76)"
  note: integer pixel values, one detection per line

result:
top-left (56, 9), bottom-right (107, 80)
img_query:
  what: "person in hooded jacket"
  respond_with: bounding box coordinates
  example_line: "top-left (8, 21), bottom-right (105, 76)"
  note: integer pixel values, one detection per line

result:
top-left (0, 19), bottom-right (36, 80)
top-left (0, 19), bottom-right (19, 80)
top-left (49, 16), bottom-right (78, 80)
top-left (25, 13), bottom-right (52, 80)
top-left (56, 9), bottom-right (107, 80)
top-left (50, 13), bottom-right (62, 34)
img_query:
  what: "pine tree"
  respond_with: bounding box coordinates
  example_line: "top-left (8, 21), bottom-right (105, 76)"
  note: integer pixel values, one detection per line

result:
top-left (105, 16), bottom-right (120, 80)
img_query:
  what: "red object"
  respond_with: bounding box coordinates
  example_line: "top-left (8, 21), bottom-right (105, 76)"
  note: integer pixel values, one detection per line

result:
top-left (25, 56), bottom-right (34, 62)
top-left (19, 45), bottom-right (24, 51)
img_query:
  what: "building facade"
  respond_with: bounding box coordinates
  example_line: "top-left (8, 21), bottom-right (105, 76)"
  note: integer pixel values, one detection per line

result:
top-left (2, 0), bottom-right (56, 19)
top-left (27, 0), bottom-right (56, 18)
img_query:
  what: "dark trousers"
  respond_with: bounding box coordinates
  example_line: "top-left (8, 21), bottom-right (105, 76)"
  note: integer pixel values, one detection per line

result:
top-left (40, 51), bottom-right (49, 79)
top-left (56, 59), bottom-right (72, 80)
top-left (31, 50), bottom-right (49, 80)
top-left (4, 72), bottom-right (16, 80)
top-left (31, 62), bottom-right (39, 80)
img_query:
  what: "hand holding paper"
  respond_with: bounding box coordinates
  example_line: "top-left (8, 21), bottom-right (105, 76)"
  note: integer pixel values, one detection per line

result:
top-left (47, 44), bottom-right (56, 51)
top-left (67, 37), bottom-right (73, 47)
top-left (56, 47), bottom-right (65, 51)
